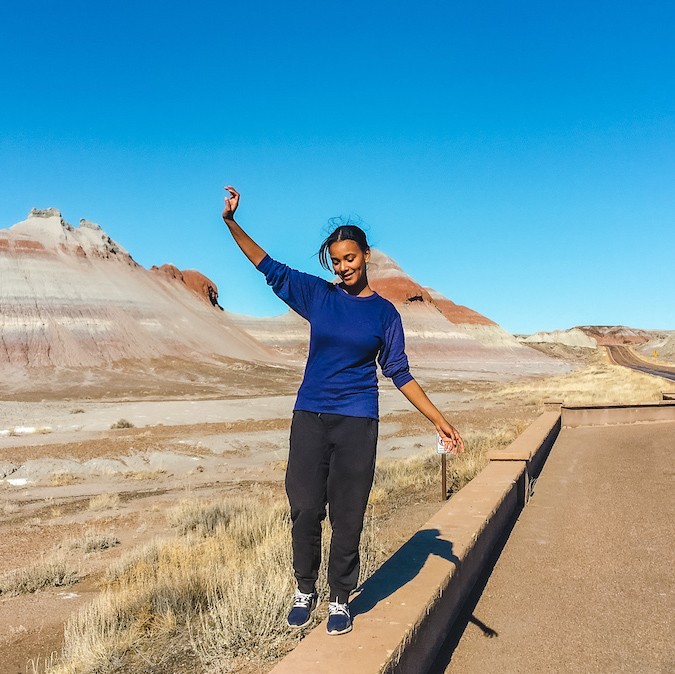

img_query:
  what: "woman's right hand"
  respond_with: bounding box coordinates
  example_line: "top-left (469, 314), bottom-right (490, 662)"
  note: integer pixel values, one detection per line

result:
top-left (220, 185), bottom-right (267, 266)
top-left (222, 186), bottom-right (240, 221)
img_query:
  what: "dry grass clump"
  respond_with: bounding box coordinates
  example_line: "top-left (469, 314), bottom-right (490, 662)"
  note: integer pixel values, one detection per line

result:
top-left (110, 419), bottom-right (134, 429)
top-left (0, 553), bottom-right (79, 597)
top-left (368, 424), bottom-right (526, 506)
top-left (167, 495), bottom-right (287, 541)
top-left (50, 472), bottom-right (82, 487)
top-left (87, 492), bottom-right (120, 512)
top-left (2, 500), bottom-right (19, 515)
top-left (125, 469), bottom-right (166, 481)
top-left (199, 512), bottom-right (385, 670)
top-left (47, 497), bottom-right (385, 673)
top-left (487, 362), bottom-right (668, 406)
top-left (66, 530), bottom-right (120, 554)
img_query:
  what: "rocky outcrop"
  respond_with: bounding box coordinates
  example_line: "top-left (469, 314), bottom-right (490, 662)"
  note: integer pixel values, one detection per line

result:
top-left (29, 208), bottom-right (63, 219)
top-left (576, 325), bottom-right (655, 345)
top-left (0, 210), bottom-right (564, 377)
top-left (637, 331), bottom-right (675, 363)
top-left (150, 264), bottom-right (222, 308)
top-left (0, 209), bottom-right (276, 369)
top-left (227, 310), bottom-right (310, 360)
top-left (521, 328), bottom-right (598, 349)
top-left (182, 269), bottom-right (221, 308)
top-left (5, 209), bottom-right (133, 261)
top-left (367, 249), bottom-right (547, 362)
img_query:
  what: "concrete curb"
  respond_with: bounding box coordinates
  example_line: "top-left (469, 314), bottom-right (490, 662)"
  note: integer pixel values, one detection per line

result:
top-left (487, 408), bottom-right (561, 485)
top-left (269, 411), bottom-right (561, 674)
top-left (562, 401), bottom-right (675, 427)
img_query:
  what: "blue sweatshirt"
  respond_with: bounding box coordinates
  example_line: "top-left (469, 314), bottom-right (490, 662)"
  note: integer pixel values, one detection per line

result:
top-left (257, 255), bottom-right (414, 420)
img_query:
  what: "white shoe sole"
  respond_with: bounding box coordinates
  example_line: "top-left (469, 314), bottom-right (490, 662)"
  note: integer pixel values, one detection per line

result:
top-left (288, 617), bottom-right (312, 628)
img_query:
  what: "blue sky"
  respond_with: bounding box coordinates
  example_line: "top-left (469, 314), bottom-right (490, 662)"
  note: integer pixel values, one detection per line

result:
top-left (1, 0), bottom-right (673, 333)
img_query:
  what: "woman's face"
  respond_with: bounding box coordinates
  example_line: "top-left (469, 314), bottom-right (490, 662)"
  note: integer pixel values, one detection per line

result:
top-left (329, 239), bottom-right (370, 288)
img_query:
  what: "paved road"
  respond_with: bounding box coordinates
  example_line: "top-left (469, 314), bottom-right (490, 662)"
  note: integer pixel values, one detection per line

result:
top-left (607, 345), bottom-right (675, 383)
top-left (432, 420), bottom-right (675, 673)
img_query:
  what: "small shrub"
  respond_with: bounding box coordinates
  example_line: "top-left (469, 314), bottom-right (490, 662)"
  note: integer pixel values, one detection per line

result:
top-left (168, 497), bottom-right (254, 536)
top-left (2, 500), bottom-right (19, 515)
top-left (67, 530), bottom-right (120, 553)
top-left (125, 469), bottom-right (166, 481)
top-left (0, 554), bottom-right (79, 597)
top-left (88, 493), bottom-right (120, 512)
top-left (70, 408), bottom-right (85, 414)
top-left (50, 472), bottom-right (82, 487)
top-left (110, 419), bottom-right (134, 429)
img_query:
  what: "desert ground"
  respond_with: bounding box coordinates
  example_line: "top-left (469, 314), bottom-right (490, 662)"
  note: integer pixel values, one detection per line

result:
top-left (1, 349), bottom-right (671, 674)
top-left (0, 354), bottom-right (566, 674)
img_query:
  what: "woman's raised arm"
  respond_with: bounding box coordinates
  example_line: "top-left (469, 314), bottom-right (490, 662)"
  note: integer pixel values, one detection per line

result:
top-left (222, 186), bottom-right (268, 267)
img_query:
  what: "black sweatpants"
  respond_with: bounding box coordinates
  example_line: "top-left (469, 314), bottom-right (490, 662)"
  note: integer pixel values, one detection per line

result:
top-left (286, 410), bottom-right (378, 604)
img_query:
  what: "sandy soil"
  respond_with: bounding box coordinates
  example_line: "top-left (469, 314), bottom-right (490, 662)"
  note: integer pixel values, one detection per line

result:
top-left (0, 364), bottom-right (548, 674)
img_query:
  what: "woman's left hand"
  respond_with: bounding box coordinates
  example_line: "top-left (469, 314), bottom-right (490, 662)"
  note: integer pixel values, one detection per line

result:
top-left (436, 420), bottom-right (465, 455)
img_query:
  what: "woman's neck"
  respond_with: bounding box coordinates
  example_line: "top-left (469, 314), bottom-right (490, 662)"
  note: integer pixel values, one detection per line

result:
top-left (338, 275), bottom-right (374, 297)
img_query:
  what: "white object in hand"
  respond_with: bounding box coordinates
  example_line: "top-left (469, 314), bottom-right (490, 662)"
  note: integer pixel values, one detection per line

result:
top-left (436, 432), bottom-right (454, 455)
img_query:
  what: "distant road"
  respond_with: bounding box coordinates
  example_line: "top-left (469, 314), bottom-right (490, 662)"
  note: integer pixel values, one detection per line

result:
top-left (606, 345), bottom-right (675, 383)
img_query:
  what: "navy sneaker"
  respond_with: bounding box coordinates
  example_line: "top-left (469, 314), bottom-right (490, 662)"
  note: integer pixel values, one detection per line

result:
top-left (287, 590), bottom-right (318, 628)
top-left (326, 600), bottom-right (352, 635)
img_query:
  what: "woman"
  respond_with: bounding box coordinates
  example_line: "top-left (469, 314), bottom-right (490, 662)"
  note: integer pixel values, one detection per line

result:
top-left (222, 186), bottom-right (464, 636)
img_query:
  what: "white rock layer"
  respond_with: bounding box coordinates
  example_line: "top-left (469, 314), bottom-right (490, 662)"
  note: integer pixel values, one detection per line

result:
top-left (521, 329), bottom-right (598, 349)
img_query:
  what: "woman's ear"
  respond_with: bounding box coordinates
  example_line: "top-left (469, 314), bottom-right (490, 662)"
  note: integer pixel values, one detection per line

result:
top-left (364, 249), bottom-right (371, 264)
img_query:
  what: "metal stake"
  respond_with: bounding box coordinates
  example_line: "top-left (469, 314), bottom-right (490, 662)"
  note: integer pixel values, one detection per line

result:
top-left (441, 454), bottom-right (447, 501)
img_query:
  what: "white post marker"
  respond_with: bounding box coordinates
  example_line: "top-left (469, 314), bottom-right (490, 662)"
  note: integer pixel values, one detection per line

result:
top-left (436, 431), bottom-right (455, 455)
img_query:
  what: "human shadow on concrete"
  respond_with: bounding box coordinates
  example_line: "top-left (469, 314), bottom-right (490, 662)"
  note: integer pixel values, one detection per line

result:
top-left (468, 615), bottom-right (498, 638)
top-left (350, 528), bottom-right (459, 618)
top-left (426, 505), bottom-right (519, 673)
